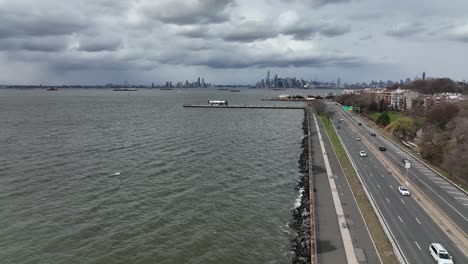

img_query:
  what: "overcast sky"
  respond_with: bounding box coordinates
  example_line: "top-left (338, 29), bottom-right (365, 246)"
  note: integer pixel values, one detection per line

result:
top-left (1, 0), bottom-right (467, 85)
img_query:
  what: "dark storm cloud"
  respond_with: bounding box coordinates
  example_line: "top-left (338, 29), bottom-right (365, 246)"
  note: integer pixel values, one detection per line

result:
top-left (177, 27), bottom-right (211, 38)
top-left (279, 23), bottom-right (316, 40)
top-left (0, 16), bottom-right (87, 39)
top-left (216, 14), bottom-right (351, 43)
top-left (319, 24), bottom-right (351, 37)
top-left (284, 0), bottom-right (352, 8)
top-left (78, 39), bottom-right (122, 52)
top-left (21, 40), bottom-right (67, 52)
top-left (142, 0), bottom-right (235, 25)
top-left (222, 22), bottom-right (278, 42)
top-left (0, 37), bottom-right (68, 52)
top-left (157, 44), bottom-right (366, 69)
top-left (0, 3), bottom-right (88, 39)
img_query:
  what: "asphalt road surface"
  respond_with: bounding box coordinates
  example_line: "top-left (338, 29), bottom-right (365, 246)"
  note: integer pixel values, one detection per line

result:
top-left (330, 105), bottom-right (467, 264)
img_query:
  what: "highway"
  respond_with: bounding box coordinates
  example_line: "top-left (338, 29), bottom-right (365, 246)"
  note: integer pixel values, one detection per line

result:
top-left (329, 104), bottom-right (468, 264)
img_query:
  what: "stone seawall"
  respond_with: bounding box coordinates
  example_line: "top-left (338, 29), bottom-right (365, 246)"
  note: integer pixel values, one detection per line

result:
top-left (291, 110), bottom-right (311, 264)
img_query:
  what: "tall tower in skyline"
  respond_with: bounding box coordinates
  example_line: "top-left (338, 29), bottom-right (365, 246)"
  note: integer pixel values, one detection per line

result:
top-left (266, 70), bottom-right (270, 88)
top-left (422, 72), bottom-right (426, 80)
top-left (337, 77), bottom-right (341, 86)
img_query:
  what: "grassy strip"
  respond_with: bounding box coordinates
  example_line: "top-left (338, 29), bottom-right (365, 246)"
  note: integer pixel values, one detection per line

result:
top-left (362, 115), bottom-right (467, 192)
top-left (320, 114), bottom-right (398, 264)
top-left (369, 112), bottom-right (401, 123)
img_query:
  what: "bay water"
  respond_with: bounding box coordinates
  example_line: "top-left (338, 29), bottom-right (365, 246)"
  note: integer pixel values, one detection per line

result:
top-left (0, 88), bottom-right (312, 264)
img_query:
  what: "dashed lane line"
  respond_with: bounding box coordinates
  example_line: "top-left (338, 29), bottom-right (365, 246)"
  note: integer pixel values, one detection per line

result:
top-left (416, 218), bottom-right (421, 225)
top-left (447, 191), bottom-right (466, 196)
top-left (401, 199), bottom-right (406, 205)
top-left (414, 241), bottom-right (422, 251)
top-left (398, 216), bottom-right (403, 223)
top-left (440, 186), bottom-right (458, 190)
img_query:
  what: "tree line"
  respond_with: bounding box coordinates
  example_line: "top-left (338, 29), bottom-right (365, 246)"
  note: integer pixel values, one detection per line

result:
top-left (333, 78), bottom-right (467, 185)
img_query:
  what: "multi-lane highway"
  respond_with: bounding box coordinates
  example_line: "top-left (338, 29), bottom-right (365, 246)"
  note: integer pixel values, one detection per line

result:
top-left (329, 104), bottom-right (467, 264)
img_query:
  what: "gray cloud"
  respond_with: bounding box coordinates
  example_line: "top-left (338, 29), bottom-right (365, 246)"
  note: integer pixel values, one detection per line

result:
top-left (0, 3), bottom-right (88, 39)
top-left (320, 24), bottom-right (351, 37)
top-left (446, 23), bottom-right (468, 42)
top-left (284, 0), bottom-right (352, 8)
top-left (0, 37), bottom-right (68, 52)
top-left (78, 39), bottom-right (122, 52)
top-left (142, 0), bottom-right (234, 25)
top-left (385, 22), bottom-right (425, 38)
top-left (222, 21), bottom-right (278, 42)
top-left (21, 40), bottom-right (68, 52)
top-left (0, 0), bottom-right (467, 85)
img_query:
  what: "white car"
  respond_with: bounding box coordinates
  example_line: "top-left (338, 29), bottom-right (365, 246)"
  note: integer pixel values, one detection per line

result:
top-left (429, 243), bottom-right (453, 264)
top-left (398, 186), bottom-right (410, 196)
top-left (359, 151), bottom-right (367, 157)
top-left (356, 136), bottom-right (361, 141)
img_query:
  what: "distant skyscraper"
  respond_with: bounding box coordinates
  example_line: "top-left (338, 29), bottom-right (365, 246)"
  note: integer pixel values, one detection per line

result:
top-left (422, 72), bottom-right (426, 80)
top-left (337, 78), bottom-right (341, 86)
top-left (197, 77), bottom-right (200, 87)
top-left (266, 70), bottom-right (271, 88)
top-left (201, 78), bottom-right (205, 88)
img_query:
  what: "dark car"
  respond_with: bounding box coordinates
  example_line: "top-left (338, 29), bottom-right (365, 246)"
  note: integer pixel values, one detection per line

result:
top-left (370, 133), bottom-right (376, 137)
top-left (358, 122), bottom-right (362, 126)
top-left (379, 146), bottom-right (386, 151)
top-left (337, 125), bottom-right (341, 129)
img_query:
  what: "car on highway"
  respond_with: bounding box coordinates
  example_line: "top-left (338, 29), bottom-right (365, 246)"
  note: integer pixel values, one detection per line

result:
top-left (402, 158), bottom-right (410, 164)
top-left (370, 133), bottom-right (376, 137)
top-left (429, 243), bottom-right (453, 264)
top-left (340, 118), bottom-right (344, 121)
top-left (359, 151), bottom-right (367, 157)
top-left (337, 125), bottom-right (341, 129)
top-left (358, 122), bottom-right (362, 126)
top-left (379, 146), bottom-right (386, 151)
top-left (356, 136), bottom-right (361, 141)
top-left (398, 186), bottom-right (410, 196)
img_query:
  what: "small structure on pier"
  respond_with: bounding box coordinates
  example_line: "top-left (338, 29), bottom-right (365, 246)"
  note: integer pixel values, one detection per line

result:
top-left (208, 100), bottom-right (228, 106)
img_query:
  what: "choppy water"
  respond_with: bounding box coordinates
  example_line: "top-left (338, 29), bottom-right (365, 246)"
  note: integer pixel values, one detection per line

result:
top-left (0, 88), bottom-right (310, 264)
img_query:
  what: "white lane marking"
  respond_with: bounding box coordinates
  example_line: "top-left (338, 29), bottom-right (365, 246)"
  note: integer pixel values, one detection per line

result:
top-left (415, 241), bottom-right (422, 251)
top-left (437, 182), bottom-right (454, 186)
top-left (386, 197), bottom-right (390, 204)
top-left (440, 186), bottom-right (457, 190)
top-left (416, 218), bottom-right (421, 225)
top-left (448, 192), bottom-right (465, 196)
top-left (398, 216), bottom-right (403, 223)
top-left (401, 199), bottom-right (406, 205)
top-left (432, 180), bottom-right (448, 183)
top-left (381, 174), bottom-right (384, 178)
top-left (391, 146), bottom-right (468, 223)
top-left (389, 185), bottom-right (394, 190)
top-left (455, 197), bottom-right (468, 201)
top-left (377, 184), bottom-right (381, 189)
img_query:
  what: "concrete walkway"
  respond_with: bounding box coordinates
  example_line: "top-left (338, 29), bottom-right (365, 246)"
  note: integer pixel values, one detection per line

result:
top-left (309, 111), bottom-right (381, 263)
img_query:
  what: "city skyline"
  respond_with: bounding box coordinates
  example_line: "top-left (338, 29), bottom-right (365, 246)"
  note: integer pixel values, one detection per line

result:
top-left (0, 0), bottom-right (467, 85)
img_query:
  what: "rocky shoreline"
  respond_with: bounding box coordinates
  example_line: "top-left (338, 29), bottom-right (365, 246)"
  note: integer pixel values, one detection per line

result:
top-left (291, 110), bottom-right (311, 264)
